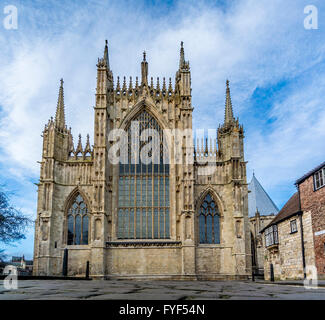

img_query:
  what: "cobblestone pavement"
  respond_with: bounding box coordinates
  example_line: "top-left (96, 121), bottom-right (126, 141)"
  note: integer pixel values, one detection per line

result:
top-left (0, 280), bottom-right (325, 300)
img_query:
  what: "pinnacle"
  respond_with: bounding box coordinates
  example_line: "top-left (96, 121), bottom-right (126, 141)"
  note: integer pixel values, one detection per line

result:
top-left (224, 79), bottom-right (235, 125)
top-left (55, 78), bottom-right (66, 130)
top-left (141, 51), bottom-right (148, 85)
top-left (179, 41), bottom-right (185, 68)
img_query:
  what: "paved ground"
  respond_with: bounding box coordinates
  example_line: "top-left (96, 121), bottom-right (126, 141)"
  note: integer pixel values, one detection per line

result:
top-left (1, 279), bottom-right (325, 300)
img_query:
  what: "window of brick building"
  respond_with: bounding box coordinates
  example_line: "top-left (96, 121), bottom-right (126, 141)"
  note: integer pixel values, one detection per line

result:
top-left (290, 220), bottom-right (297, 234)
top-left (314, 167), bottom-right (325, 190)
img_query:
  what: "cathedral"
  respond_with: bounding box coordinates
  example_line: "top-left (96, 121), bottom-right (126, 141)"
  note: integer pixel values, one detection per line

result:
top-left (33, 41), bottom-right (253, 280)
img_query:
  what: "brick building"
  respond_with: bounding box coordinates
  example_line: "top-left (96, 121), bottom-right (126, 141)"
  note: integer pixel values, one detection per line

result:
top-left (296, 161), bottom-right (325, 279)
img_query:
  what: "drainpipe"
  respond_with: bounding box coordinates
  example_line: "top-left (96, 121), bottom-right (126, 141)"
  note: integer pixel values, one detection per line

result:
top-left (297, 184), bottom-right (306, 279)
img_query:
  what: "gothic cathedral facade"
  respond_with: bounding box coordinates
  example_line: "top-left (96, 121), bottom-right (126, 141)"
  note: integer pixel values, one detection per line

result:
top-left (33, 42), bottom-right (252, 279)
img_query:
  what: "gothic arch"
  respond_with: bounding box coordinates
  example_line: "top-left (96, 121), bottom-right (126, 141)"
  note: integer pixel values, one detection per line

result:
top-left (62, 187), bottom-right (92, 246)
top-left (63, 187), bottom-right (92, 215)
top-left (195, 187), bottom-right (225, 217)
top-left (119, 99), bottom-right (169, 132)
top-left (195, 188), bottom-right (224, 245)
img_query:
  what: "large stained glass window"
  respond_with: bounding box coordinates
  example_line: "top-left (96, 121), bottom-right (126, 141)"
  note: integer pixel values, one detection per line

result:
top-left (67, 193), bottom-right (89, 245)
top-left (118, 110), bottom-right (170, 239)
top-left (199, 193), bottom-right (220, 244)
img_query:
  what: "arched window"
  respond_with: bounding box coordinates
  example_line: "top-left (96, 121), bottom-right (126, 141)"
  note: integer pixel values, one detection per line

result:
top-left (67, 193), bottom-right (89, 245)
top-left (118, 110), bottom-right (170, 239)
top-left (199, 193), bottom-right (220, 244)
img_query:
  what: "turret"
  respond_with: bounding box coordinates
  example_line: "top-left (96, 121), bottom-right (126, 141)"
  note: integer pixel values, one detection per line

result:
top-left (97, 40), bottom-right (113, 99)
top-left (42, 79), bottom-right (70, 161)
top-left (141, 51), bottom-right (148, 86)
top-left (217, 80), bottom-right (244, 159)
top-left (175, 42), bottom-right (191, 99)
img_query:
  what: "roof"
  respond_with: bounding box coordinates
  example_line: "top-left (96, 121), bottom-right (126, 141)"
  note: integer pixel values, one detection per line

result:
top-left (261, 192), bottom-right (301, 232)
top-left (248, 174), bottom-right (279, 217)
top-left (11, 256), bottom-right (22, 263)
top-left (296, 161), bottom-right (325, 185)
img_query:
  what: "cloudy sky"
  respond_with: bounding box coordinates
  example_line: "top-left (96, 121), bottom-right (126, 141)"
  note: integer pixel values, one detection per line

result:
top-left (0, 0), bottom-right (324, 259)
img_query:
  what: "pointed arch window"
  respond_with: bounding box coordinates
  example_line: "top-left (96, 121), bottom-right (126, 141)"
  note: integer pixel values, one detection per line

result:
top-left (199, 193), bottom-right (220, 244)
top-left (67, 193), bottom-right (89, 245)
top-left (118, 110), bottom-right (170, 239)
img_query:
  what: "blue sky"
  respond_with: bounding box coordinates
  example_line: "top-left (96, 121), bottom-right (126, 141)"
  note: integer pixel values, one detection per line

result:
top-left (0, 0), bottom-right (325, 259)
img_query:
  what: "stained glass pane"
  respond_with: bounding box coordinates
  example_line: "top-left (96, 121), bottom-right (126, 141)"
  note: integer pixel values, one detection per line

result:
top-left (199, 215), bottom-right (206, 243)
top-left (154, 209), bottom-right (159, 238)
top-left (165, 209), bottom-right (170, 238)
top-left (147, 208), bottom-right (152, 239)
top-left (118, 209), bottom-right (124, 238)
top-left (75, 215), bottom-right (81, 245)
top-left (129, 209), bottom-right (134, 238)
top-left (82, 215), bottom-right (89, 244)
top-left (159, 210), bottom-right (164, 238)
top-left (136, 209), bottom-right (141, 238)
top-left (68, 215), bottom-right (74, 245)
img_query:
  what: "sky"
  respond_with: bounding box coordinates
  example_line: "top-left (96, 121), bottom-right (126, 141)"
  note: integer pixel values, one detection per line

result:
top-left (0, 0), bottom-right (324, 259)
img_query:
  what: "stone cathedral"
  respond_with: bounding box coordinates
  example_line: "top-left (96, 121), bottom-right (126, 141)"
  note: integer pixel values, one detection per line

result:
top-left (33, 41), bottom-right (252, 279)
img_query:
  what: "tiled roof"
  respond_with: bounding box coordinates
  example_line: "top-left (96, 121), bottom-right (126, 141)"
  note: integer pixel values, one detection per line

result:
top-left (295, 161), bottom-right (325, 185)
top-left (262, 192), bottom-right (301, 232)
top-left (248, 174), bottom-right (279, 217)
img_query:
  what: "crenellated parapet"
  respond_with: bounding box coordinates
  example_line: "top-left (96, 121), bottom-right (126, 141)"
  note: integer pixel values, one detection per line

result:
top-left (113, 75), bottom-right (175, 103)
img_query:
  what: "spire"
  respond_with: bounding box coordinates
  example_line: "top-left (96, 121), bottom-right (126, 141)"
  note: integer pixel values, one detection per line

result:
top-left (102, 39), bottom-right (112, 72)
top-left (180, 41), bottom-right (186, 68)
top-left (128, 76), bottom-right (133, 91)
top-left (68, 130), bottom-right (75, 157)
top-left (162, 77), bottom-right (166, 94)
top-left (116, 76), bottom-right (120, 92)
top-left (122, 76), bottom-right (127, 93)
top-left (75, 134), bottom-right (83, 156)
top-left (55, 78), bottom-right (66, 130)
top-left (141, 51), bottom-right (148, 85)
top-left (224, 80), bottom-right (234, 124)
top-left (178, 41), bottom-right (190, 71)
top-left (135, 76), bottom-right (139, 89)
top-left (84, 134), bottom-right (92, 156)
top-left (168, 78), bottom-right (173, 93)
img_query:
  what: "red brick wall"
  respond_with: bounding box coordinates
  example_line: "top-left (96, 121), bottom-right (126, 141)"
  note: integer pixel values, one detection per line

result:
top-left (299, 174), bottom-right (325, 275)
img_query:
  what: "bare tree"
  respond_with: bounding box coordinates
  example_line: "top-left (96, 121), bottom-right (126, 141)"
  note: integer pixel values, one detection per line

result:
top-left (0, 188), bottom-right (32, 245)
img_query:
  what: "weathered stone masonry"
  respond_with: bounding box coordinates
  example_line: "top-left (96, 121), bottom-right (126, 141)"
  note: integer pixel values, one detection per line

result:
top-left (33, 42), bottom-right (252, 279)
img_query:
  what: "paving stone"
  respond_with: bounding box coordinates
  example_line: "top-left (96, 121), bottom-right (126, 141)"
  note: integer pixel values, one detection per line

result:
top-left (1, 280), bottom-right (325, 300)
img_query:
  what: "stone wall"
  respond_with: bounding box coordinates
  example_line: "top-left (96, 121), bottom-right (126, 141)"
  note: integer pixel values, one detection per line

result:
top-left (250, 214), bottom-right (274, 272)
top-left (264, 211), bottom-right (315, 280)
